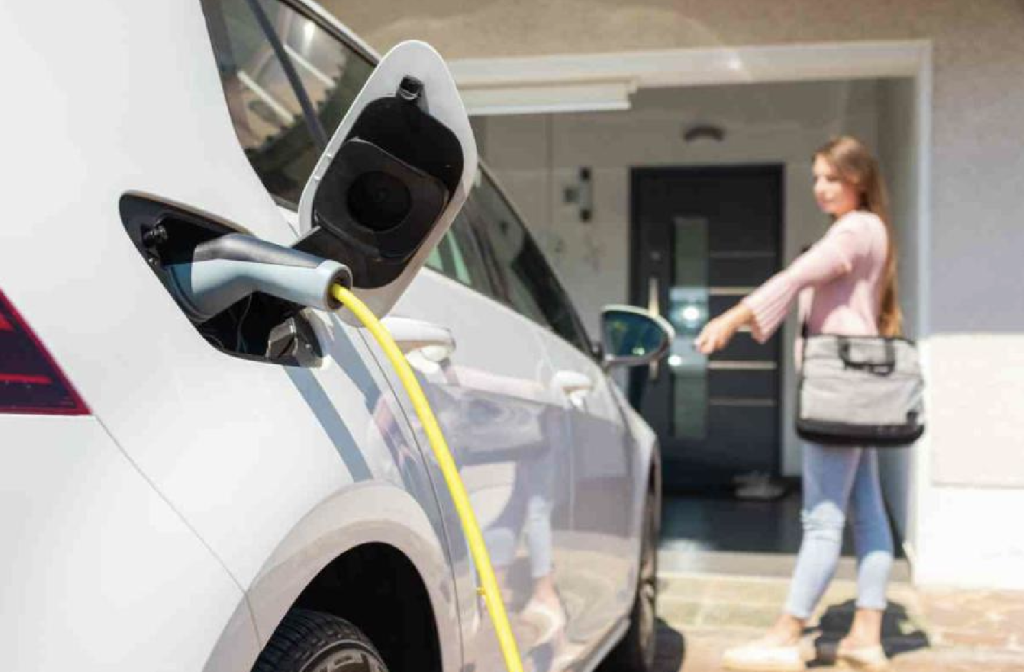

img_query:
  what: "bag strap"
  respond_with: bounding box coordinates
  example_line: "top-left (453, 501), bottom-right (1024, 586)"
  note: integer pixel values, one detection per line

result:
top-left (800, 288), bottom-right (812, 340)
top-left (799, 244), bottom-right (813, 342)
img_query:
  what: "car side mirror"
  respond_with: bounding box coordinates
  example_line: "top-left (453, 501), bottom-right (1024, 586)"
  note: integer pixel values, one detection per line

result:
top-left (294, 41), bottom-right (477, 323)
top-left (600, 305), bottom-right (675, 370)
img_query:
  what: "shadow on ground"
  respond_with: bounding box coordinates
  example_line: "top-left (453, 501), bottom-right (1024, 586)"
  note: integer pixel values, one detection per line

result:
top-left (805, 599), bottom-right (930, 668)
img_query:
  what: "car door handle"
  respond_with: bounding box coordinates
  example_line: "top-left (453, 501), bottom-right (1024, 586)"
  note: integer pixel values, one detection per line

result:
top-left (381, 316), bottom-right (456, 362)
top-left (552, 370), bottom-right (594, 397)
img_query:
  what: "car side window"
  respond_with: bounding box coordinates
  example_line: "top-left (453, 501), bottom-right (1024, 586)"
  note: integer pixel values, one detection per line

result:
top-left (200, 0), bottom-right (374, 205)
top-left (472, 172), bottom-right (593, 354)
top-left (200, 1), bottom-right (504, 306)
top-left (424, 210), bottom-right (496, 297)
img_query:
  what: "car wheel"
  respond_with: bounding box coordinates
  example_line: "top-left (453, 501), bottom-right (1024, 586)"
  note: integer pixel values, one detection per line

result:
top-left (601, 485), bottom-right (658, 672)
top-left (253, 609), bottom-right (388, 672)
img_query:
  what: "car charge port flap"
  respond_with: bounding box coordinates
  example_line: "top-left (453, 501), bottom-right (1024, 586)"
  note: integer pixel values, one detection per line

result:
top-left (295, 40), bottom-right (478, 322)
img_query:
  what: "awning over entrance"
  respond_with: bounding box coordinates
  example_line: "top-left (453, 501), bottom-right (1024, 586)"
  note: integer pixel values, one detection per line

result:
top-left (450, 42), bottom-right (926, 116)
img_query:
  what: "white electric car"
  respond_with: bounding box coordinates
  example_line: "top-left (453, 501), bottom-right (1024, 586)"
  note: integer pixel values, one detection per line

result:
top-left (0, 1), bottom-right (671, 671)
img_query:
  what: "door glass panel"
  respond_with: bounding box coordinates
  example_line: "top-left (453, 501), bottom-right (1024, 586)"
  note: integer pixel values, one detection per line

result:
top-left (633, 169), bottom-right (782, 489)
top-left (667, 216), bottom-right (708, 439)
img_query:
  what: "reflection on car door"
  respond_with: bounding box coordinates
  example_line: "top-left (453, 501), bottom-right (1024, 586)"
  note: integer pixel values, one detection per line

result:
top-left (540, 335), bottom-right (634, 646)
top-left (379, 206), bottom-right (578, 672)
top-left (468, 174), bottom-right (636, 656)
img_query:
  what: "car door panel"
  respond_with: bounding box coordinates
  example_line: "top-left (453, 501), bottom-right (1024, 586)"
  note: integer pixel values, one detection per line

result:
top-left (540, 336), bottom-right (635, 647)
top-left (464, 168), bottom-right (641, 659)
top-left (376, 270), bottom-right (580, 672)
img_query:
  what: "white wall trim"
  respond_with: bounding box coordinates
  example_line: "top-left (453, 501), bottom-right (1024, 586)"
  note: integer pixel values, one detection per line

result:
top-left (459, 80), bottom-right (636, 116)
top-left (452, 41), bottom-right (932, 115)
top-left (905, 41), bottom-right (933, 574)
top-left (916, 43), bottom-right (934, 342)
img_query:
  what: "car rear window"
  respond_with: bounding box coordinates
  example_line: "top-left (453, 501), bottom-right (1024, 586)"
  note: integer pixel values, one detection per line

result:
top-left (200, 0), bottom-right (374, 205)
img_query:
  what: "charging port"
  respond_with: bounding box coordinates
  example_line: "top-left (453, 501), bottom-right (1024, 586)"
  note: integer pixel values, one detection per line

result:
top-left (120, 194), bottom-right (324, 365)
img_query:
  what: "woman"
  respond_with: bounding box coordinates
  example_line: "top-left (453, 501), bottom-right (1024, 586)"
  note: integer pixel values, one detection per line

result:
top-left (695, 136), bottom-right (900, 672)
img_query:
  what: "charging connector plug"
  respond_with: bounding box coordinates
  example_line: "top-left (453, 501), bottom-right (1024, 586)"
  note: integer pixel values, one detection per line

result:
top-left (166, 234), bottom-right (352, 322)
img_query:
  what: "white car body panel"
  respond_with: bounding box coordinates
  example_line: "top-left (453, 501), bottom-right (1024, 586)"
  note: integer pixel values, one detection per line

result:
top-left (0, 417), bottom-right (254, 671)
top-left (541, 332), bottom-right (635, 648)
top-left (0, 0), bottom-right (455, 663)
top-left (245, 479), bottom-right (460, 665)
top-left (0, 0), bottom-right (662, 670)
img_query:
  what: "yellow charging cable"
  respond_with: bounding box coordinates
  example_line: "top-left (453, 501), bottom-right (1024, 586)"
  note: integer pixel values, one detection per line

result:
top-left (330, 284), bottom-right (524, 672)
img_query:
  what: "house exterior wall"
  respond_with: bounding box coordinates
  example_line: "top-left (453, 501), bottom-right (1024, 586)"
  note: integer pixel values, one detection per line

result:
top-left (874, 78), bottom-right (919, 545)
top-left (325, 0), bottom-right (1024, 590)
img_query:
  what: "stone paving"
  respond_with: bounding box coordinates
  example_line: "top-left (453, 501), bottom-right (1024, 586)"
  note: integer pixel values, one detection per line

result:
top-left (647, 572), bottom-right (1024, 672)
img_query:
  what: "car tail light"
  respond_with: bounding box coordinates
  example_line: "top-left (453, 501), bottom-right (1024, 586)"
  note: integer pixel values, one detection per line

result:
top-left (0, 288), bottom-right (89, 415)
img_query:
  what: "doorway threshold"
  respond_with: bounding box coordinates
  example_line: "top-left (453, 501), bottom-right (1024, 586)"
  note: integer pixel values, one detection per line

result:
top-left (658, 493), bottom-right (911, 581)
top-left (658, 548), bottom-right (911, 582)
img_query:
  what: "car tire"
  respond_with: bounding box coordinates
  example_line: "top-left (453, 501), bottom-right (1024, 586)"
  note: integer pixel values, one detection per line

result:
top-left (601, 485), bottom-right (658, 672)
top-left (253, 609), bottom-right (388, 672)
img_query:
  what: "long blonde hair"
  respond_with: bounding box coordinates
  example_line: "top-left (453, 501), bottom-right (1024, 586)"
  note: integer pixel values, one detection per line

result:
top-left (814, 136), bottom-right (903, 337)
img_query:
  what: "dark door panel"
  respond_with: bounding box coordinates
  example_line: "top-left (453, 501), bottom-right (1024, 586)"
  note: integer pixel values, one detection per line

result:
top-left (710, 256), bottom-right (779, 287)
top-left (708, 369), bottom-right (779, 399)
top-left (705, 404), bottom-right (778, 468)
top-left (630, 165), bottom-right (783, 491)
top-left (714, 332), bottom-right (781, 361)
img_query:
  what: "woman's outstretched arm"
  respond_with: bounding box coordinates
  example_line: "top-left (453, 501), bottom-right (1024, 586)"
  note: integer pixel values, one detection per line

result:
top-left (694, 303), bottom-right (753, 355)
top-left (694, 216), bottom-right (866, 355)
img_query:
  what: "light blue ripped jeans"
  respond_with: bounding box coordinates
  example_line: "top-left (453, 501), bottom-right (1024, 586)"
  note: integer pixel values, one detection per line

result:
top-left (785, 443), bottom-right (894, 619)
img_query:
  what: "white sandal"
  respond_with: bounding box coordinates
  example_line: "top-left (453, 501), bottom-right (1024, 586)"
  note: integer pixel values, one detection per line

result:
top-left (721, 640), bottom-right (806, 671)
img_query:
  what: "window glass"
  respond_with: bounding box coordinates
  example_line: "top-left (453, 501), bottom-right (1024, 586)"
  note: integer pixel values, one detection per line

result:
top-left (669, 217), bottom-right (709, 439)
top-left (201, 0), bottom-right (374, 204)
top-left (423, 210), bottom-right (495, 297)
top-left (472, 173), bottom-right (592, 353)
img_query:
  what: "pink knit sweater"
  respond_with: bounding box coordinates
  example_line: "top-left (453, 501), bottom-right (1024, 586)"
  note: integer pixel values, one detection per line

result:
top-left (741, 210), bottom-right (889, 345)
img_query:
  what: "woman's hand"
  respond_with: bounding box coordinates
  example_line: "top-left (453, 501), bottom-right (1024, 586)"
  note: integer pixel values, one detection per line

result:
top-left (694, 305), bottom-right (753, 355)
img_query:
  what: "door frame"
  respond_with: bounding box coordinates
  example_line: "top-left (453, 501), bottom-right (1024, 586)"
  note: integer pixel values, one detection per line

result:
top-left (629, 163), bottom-right (786, 483)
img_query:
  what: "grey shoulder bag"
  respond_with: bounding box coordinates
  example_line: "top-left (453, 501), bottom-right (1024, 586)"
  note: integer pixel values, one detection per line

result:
top-left (796, 323), bottom-right (925, 448)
